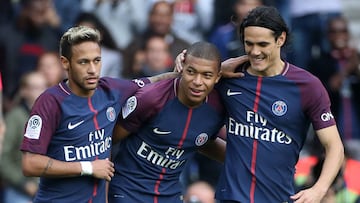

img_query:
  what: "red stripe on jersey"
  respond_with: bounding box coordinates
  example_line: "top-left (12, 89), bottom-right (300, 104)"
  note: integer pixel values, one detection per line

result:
top-left (88, 97), bottom-right (99, 129)
top-left (153, 167), bottom-right (166, 203)
top-left (250, 76), bottom-right (263, 203)
top-left (177, 109), bottom-right (193, 148)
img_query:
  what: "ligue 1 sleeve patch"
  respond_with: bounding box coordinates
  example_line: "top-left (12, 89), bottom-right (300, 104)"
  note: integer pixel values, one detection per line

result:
top-left (24, 115), bottom-right (42, 139)
top-left (122, 96), bottom-right (137, 119)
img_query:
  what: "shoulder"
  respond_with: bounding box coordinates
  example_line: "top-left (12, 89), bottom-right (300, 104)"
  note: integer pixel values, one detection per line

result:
top-left (206, 89), bottom-right (225, 114)
top-left (285, 63), bottom-right (324, 87)
top-left (122, 78), bottom-right (176, 118)
top-left (135, 78), bottom-right (175, 105)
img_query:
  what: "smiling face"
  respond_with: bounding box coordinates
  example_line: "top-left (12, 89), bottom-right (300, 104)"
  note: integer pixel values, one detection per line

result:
top-left (244, 26), bottom-right (285, 76)
top-left (178, 55), bottom-right (221, 108)
top-left (61, 41), bottom-right (101, 97)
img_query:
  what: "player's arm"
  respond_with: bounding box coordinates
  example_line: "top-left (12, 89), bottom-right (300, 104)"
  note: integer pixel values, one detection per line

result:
top-left (112, 122), bottom-right (131, 144)
top-left (198, 137), bottom-right (226, 163)
top-left (22, 152), bottom-right (115, 181)
top-left (291, 125), bottom-right (344, 202)
top-left (174, 49), bottom-right (247, 78)
top-left (147, 72), bottom-right (179, 83)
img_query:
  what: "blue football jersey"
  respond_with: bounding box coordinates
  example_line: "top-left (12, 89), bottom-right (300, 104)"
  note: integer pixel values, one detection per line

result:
top-left (108, 78), bottom-right (225, 203)
top-left (21, 77), bottom-right (149, 203)
top-left (215, 63), bottom-right (336, 203)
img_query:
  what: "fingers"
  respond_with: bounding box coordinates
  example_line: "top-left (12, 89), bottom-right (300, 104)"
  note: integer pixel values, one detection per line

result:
top-left (92, 159), bottom-right (115, 181)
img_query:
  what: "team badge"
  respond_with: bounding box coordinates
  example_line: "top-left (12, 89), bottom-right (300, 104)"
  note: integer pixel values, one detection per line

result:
top-left (122, 96), bottom-right (137, 119)
top-left (106, 107), bottom-right (116, 122)
top-left (195, 133), bottom-right (209, 146)
top-left (24, 115), bottom-right (42, 139)
top-left (272, 100), bottom-right (287, 116)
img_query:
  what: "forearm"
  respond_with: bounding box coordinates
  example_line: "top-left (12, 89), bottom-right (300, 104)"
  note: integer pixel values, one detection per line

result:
top-left (198, 137), bottom-right (226, 163)
top-left (22, 152), bottom-right (82, 178)
top-left (312, 137), bottom-right (344, 194)
top-left (147, 72), bottom-right (179, 83)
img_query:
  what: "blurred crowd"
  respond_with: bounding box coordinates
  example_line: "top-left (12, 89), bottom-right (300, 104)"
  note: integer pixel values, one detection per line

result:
top-left (0, 0), bottom-right (359, 202)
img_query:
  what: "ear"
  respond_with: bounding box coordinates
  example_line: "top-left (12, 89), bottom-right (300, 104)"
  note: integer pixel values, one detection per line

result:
top-left (60, 56), bottom-right (70, 71)
top-left (276, 31), bottom-right (286, 47)
top-left (215, 71), bottom-right (222, 83)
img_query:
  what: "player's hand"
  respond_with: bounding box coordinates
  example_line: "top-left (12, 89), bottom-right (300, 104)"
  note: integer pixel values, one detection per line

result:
top-left (91, 159), bottom-right (115, 181)
top-left (220, 55), bottom-right (248, 78)
top-left (174, 49), bottom-right (187, 73)
top-left (290, 187), bottom-right (326, 203)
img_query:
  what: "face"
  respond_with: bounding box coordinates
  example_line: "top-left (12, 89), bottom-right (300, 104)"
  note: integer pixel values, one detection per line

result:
top-left (61, 41), bottom-right (101, 97)
top-left (25, 0), bottom-right (50, 27)
top-left (178, 55), bottom-right (220, 108)
top-left (328, 19), bottom-right (349, 49)
top-left (37, 53), bottom-right (64, 86)
top-left (149, 2), bottom-right (173, 35)
top-left (235, 0), bottom-right (262, 22)
top-left (244, 26), bottom-right (285, 76)
top-left (22, 72), bottom-right (48, 107)
top-left (145, 37), bottom-right (171, 72)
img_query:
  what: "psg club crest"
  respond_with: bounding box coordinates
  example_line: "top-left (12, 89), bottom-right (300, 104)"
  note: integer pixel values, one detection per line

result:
top-left (271, 100), bottom-right (287, 116)
top-left (106, 107), bottom-right (116, 122)
top-left (195, 133), bottom-right (209, 146)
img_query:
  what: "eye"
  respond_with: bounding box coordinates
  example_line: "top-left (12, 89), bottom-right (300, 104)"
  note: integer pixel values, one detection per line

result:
top-left (204, 73), bottom-right (213, 79)
top-left (79, 60), bottom-right (88, 65)
top-left (94, 58), bottom-right (101, 64)
top-left (186, 69), bottom-right (195, 75)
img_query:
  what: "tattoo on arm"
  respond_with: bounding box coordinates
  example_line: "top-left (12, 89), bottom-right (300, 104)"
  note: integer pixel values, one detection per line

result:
top-left (41, 158), bottom-right (53, 176)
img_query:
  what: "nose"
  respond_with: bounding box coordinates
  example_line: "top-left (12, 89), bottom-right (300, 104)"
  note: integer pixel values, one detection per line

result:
top-left (88, 62), bottom-right (97, 74)
top-left (249, 45), bottom-right (261, 56)
top-left (193, 74), bottom-right (203, 86)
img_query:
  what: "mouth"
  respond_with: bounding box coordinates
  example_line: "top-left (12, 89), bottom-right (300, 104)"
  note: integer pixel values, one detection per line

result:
top-left (86, 76), bottom-right (99, 84)
top-left (189, 87), bottom-right (204, 97)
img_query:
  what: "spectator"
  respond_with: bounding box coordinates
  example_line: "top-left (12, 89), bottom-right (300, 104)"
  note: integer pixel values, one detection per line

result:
top-left (287, 0), bottom-right (343, 69)
top-left (0, 71), bottom-right (47, 203)
top-left (75, 12), bottom-right (124, 78)
top-left (209, 0), bottom-right (264, 60)
top-left (0, 0), bottom-right (59, 112)
top-left (123, 0), bottom-right (190, 78)
top-left (36, 51), bottom-right (65, 87)
top-left (136, 35), bottom-right (173, 77)
top-left (170, 0), bottom-right (214, 43)
top-left (309, 16), bottom-right (360, 141)
top-left (81, 0), bottom-right (148, 50)
top-left (184, 181), bottom-right (216, 203)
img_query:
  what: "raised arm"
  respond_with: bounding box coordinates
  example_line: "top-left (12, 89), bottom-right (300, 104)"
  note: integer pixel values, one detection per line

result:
top-left (147, 72), bottom-right (179, 83)
top-left (22, 152), bottom-right (115, 181)
top-left (174, 49), bottom-right (248, 78)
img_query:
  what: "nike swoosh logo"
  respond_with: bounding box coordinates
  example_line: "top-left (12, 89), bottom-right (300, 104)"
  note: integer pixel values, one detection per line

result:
top-left (227, 89), bottom-right (242, 96)
top-left (153, 128), bottom-right (171, 135)
top-left (68, 120), bottom-right (85, 130)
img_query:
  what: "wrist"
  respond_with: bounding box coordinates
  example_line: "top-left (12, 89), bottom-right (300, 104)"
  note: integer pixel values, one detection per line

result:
top-left (80, 161), bottom-right (93, 176)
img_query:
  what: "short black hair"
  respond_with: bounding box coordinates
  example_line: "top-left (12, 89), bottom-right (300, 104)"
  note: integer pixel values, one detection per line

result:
top-left (186, 42), bottom-right (221, 71)
top-left (238, 6), bottom-right (290, 46)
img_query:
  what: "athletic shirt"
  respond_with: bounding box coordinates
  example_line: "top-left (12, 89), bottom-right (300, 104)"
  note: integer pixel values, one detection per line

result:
top-left (108, 78), bottom-right (225, 203)
top-left (20, 77), bottom-right (149, 203)
top-left (215, 63), bottom-right (336, 203)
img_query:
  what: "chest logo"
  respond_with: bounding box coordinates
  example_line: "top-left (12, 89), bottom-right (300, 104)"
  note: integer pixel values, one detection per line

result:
top-left (68, 120), bottom-right (85, 130)
top-left (227, 89), bottom-right (242, 96)
top-left (271, 100), bottom-right (287, 116)
top-left (195, 133), bottom-right (209, 146)
top-left (153, 128), bottom-right (171, 135)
